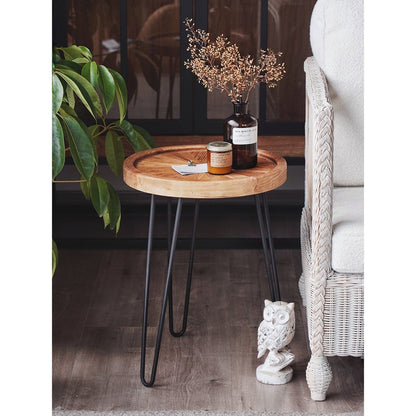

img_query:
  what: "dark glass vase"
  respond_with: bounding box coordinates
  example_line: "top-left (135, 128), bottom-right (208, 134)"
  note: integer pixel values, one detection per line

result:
top-left (223, 102), bottom-right (258, 169)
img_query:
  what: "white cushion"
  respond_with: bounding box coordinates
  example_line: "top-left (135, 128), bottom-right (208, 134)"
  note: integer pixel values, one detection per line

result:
top-left (310, 0), bottom-right (364, 187)
top-left (332, 187), bottom-right (364, 274)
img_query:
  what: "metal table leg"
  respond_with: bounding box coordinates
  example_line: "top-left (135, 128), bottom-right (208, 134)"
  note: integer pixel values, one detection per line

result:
top-left (168, 199), bottom-right (199, 337)
top-left (255, 193), bottom-right (281, 301)
top-left (141, 193), bottom-right (279, 387)
top-left (140, 195), bottom-right (183, 387)
top-left (140, 196), bottom-right (199, 387)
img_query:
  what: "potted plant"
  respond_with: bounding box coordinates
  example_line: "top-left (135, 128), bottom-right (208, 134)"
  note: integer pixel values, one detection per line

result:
top-left (52, 45), bottom-right (156, 275)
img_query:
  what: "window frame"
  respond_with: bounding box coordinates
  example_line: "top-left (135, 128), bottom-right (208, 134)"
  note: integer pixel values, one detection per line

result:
top-left (52, 0), bottom-right (305, 136)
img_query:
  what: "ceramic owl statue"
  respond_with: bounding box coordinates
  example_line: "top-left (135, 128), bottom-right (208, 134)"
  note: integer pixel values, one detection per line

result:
top-left (256, 300), bottom-right (296, 385)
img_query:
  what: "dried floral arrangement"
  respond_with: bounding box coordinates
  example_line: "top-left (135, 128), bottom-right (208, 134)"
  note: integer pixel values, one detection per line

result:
top-left (184, 18), bottom-right (286, 104)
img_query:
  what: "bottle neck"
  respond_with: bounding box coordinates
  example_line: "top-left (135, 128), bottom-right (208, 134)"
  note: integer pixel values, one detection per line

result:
top-left (233, 102), bottom-right (248, 115)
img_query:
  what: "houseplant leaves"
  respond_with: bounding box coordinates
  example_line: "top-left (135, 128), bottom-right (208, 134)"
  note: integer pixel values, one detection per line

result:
top-left (117, 120), bottom-right (152, 152)
top-left (90, 174), bottom-right (110, 217)
top-left (81, 61), bottom-right (98, 88)
top-left (60, 113), bottom-right (96, 180)
top-left (98, 65), bottom-right (115, 113)
top-left (105, 130), bottom-right (125, 176)
top-left (52, 45), bottom-right (156, 275)
top-left (89, 176), bottom-right (121, 232)
top-left (52, 113), bottom-right (65, 179)
top-left (55, 67), bottom-right (103, 119)
top-left (52, 74), bottom-right (63, 114)
top-left (52, 240), bottom-right (58, 276)
top-left (108, 68), bottom-right (128, 121)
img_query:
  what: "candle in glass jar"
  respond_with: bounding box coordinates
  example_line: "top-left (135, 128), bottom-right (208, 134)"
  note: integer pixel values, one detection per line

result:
top-left (207, 141), bottom-right (232, 174)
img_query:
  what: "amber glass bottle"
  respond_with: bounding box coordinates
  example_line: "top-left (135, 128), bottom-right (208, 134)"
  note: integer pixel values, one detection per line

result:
top-left (224, 102), bottom-right (258, 169)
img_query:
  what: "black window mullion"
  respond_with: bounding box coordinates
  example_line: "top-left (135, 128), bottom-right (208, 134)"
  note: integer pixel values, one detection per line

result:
top-left (259, 0), bottom-right (304, 136)
top-left (52, 0), bottom-right (68, 47)
top-left (193, 0), bottom-right (219, 135)
top-left (259, 0), bottom-right (268, 127)
top-left (179, 0), bottom-right (194, 134)
top-left (120, 0), bottom-right (128, 117)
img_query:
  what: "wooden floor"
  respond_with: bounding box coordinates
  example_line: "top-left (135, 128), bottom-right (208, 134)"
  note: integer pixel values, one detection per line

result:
top-left (53, 245), bottom-right (363, 414)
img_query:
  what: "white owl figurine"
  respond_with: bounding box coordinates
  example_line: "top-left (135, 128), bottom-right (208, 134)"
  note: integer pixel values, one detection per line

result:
top-left (256, 300), bottom-right (296, 385)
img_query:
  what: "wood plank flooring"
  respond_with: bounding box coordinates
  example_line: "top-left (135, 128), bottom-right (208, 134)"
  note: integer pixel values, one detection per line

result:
top-left (53, 248), bottom-right (363, 413)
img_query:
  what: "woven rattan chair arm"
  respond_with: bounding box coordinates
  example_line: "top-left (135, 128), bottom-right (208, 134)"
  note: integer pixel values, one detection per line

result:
top-left (304, 57), bottom-right (334, 355)
top-left (305, 57), bottom-right (332, 114)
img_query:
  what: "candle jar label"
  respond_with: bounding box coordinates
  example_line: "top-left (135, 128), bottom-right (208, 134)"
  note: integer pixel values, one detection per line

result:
top-left (210, 151), bottom-right (232, 168)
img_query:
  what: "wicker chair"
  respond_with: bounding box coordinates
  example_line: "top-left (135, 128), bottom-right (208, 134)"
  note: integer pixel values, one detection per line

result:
top-left (299, 0), bottom-right (364, 401)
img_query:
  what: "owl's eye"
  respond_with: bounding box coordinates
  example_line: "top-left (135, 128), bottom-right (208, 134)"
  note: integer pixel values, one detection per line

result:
top-left (275, 310), bottom-right (289, 324)
top-left (263, 307), bottom-right (273, 321)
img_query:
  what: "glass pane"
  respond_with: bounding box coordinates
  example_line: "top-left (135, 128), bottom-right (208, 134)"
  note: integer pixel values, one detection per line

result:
top-left (127, 0), bottom-right (181, 119)
top-left (266, 0), bottom-right (315, 122)
top-left (206, 0), bottom-right (261, 119)
top-left (67, 0), bottom-right (120, 71)
top-left (67, 0), bottom-right (121, 119)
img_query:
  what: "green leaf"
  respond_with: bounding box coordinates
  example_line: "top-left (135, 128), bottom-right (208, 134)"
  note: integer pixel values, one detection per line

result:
top-left (52, 240), bottom-right (58, 277)
top-left (66, 84), bottom-right (75, 108)
top-left (133, 125), bottom-right (157, 148)
top-left (52, 114), bottom-right (65, 179)
top-left (90, 175), bottom-right (110, 217)
top-left (116, 120), bottom-right (134, 149)
top-left (87, 124), bottom-right (101, 138)
top-left (80, 179), bottom-right (90, 200)
top-left (102, 209), bottom-right (111, 229)
top-left (98, 65), bottom-right (116, 113)
top-left (53, 48), bottom-right (62, 64)
top-left (117, 120), bottom-right (139, 152)
top-left (78, 46), bottom-right (93, 60)
top-left (87, 125), bottom-right (100, 166)
top-left (73, 57), bottom-right (90, 64)
top-left (52, 74), bottom-right (64, 114)
top-left (115, 215), bottom-right (121, 234)
top-left (133, 128), bottom-right (153, 151)
top-left (59, 102), bottom-right (77, 118)
top-left (56, 60), bottom-right (82, 73)
top-left (60, 114), bottom-right (96, 180)
top-left (59, 45), bottom-right (91, 61)
top-left (56, 68), bottom-right (103, 119)
top-left (105, 130), bottom-right (125, 176)
top-left (81, 61), bottom-right (98, 88)
top-left (108, 68), bottom-right (128, 121)
top-left (117, 120), bottom-right (152, 152)
top-left (71, 117), bottom-right (98, 165)
top-left (106, 183), bottom-right (121, 231)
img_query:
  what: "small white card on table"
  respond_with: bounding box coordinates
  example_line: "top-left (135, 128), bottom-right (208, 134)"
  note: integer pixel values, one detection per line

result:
top-left (172, 163), bottom-right (208, 176)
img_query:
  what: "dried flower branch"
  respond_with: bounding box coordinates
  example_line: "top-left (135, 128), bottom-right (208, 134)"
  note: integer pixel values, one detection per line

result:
top-left (184, 18), bottom-right (286, 104)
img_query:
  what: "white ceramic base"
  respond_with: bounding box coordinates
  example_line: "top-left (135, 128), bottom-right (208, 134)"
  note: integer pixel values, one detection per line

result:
top-left (256, 365), bottom-right (293, 385)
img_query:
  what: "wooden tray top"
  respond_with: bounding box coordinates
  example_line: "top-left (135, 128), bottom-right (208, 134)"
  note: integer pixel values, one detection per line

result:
top-left (123, 145), bottom-right (287, 199)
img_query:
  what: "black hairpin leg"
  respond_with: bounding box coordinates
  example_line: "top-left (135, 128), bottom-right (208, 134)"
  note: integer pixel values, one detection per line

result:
top-left (167, 199), bottom-right (199, 337)
top-left (140, 195), bottom-right (183, 387)
top-left (255, 193), bottom-right (281, 301)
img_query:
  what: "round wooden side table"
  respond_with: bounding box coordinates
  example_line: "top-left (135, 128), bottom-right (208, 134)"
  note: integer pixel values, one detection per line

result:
top-left (123, 144), bottom-right (287, 387)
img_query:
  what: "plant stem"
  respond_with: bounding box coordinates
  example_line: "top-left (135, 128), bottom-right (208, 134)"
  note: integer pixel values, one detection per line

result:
top-left (52, 179), bottom-right (87, 184)
top-left (92, 117), bottom-right (110, 138)
top-left (92, 128), bottom-right (107, 138)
